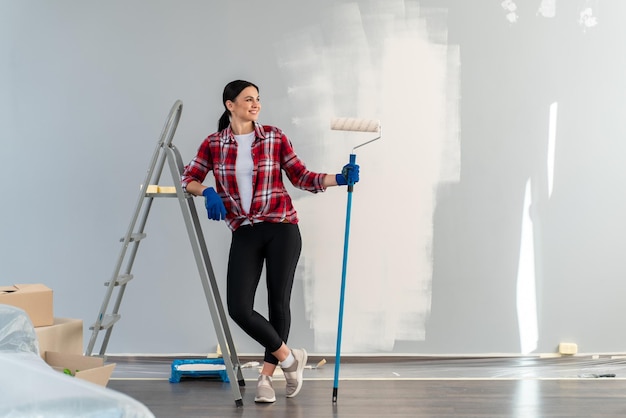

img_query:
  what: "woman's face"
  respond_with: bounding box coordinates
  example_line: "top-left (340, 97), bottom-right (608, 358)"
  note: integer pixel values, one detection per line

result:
top-left (227, 86), bottom-right (261, 124)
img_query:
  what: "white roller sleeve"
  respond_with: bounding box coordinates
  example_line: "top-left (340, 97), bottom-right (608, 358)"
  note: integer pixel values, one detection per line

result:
top-left (330, 117), bottom-right (380, 133)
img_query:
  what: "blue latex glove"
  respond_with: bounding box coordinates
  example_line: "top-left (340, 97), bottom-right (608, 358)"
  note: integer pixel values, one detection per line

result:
top-left (202, 187), bottom-right (226, 221)
top-left (335, 162), bottom-right (360, 186)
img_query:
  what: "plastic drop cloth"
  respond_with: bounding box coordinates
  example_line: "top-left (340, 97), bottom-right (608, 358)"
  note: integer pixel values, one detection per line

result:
top-left (0, 304), bottom-right (155, 418)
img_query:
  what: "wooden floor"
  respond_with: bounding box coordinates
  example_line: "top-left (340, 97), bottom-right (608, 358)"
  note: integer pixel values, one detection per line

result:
top-left (108, 378), bottom-right (626, 417)
top-left (107, 356), bottom-right (626, 417)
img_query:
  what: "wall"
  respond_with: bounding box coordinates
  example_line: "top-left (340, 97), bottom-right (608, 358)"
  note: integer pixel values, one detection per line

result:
top-left (2, 0), bottom-right (625, 356)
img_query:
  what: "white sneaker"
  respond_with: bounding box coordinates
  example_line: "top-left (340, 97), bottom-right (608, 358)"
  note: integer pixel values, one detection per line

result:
top-left (283, 348), bottom-right (307, 398)
top-left (255, 374), bottom-right (276, 403)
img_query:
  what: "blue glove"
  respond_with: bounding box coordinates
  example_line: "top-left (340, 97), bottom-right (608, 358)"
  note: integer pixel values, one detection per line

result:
top-left (202, 187), bottom-right (226, 221)
top-left (335, 162), bottom-right (360, 186)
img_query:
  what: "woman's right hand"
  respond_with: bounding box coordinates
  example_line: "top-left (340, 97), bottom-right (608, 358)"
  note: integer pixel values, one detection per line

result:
top-left (202, 187), bottom-right (226, 221)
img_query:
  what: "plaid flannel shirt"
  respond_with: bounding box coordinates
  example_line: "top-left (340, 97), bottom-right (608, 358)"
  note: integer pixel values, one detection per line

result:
top-left (181, 122), bottom-right (327, 231)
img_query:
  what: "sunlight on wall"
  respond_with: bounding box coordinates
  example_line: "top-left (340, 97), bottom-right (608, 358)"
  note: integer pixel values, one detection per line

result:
top-left (516, 101), bottom-right (558, 354)
top-left (275, 1), bottom-right (460, 352)
top-left (516, 179), bottom-right (538, 354)
top-left (547, 102), bottom-right (558, 198)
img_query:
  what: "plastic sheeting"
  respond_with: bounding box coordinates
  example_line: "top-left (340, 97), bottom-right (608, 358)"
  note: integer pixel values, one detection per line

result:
top-left (0, 304), bottom-right (39, 355)
top-left (0, 304), bottom-right (155, 418)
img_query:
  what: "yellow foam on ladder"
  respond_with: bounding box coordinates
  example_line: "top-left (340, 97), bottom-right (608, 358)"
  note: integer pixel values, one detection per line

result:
top-left (146, 185), bottom-right (177, 194)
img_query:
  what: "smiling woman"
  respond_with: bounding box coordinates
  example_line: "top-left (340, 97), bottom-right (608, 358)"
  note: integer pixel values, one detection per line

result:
top-left (180, 79), bottom-right (361, 403)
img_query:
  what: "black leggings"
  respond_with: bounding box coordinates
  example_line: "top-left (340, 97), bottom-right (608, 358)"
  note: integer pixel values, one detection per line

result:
top-left (226, 222), bottom-right (302, 365)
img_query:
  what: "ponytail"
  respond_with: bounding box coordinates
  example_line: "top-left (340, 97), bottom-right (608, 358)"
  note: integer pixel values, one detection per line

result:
top-left (218, 110), bottom-right (230, 131)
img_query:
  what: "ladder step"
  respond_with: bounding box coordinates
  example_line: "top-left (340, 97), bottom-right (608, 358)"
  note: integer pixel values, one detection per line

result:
top-left (120, 233), bottom-right (146, 243)
top-left (90, 314), bottom-right (121, 331)
top-left (147, 192), bottom-right (178, 198)
top-left (104, 274), bottom-right (133, 287)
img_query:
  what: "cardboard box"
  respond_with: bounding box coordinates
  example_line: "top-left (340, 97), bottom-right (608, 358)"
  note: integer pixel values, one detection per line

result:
top-left (0, 284), bottom-right (53, 327)
top-left (44, 351), bottom-right (116, 387)
top-left (35, 318), bottom-right (83, 358)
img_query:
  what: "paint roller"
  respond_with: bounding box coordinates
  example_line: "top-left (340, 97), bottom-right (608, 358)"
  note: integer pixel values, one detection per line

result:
top-left (330, 117), bottom-right (381, 191)
top-left (330, 117), bottom-right (382, 151)
top-left (330, 116), bottom-right (381, 404)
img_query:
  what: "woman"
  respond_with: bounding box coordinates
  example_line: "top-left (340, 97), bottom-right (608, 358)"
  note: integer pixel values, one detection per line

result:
top-left (181, 80), bottom-right (359, 403)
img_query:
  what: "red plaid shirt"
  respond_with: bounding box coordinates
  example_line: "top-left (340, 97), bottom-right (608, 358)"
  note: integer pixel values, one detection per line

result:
top-left (181, 122), bottom-right (327, 231)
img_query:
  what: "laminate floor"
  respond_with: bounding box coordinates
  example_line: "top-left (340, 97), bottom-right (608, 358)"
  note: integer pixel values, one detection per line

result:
top-left (106, 355), bottom-right (626, 417)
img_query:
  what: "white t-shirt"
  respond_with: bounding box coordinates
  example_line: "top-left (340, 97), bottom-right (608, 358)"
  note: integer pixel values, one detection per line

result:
top-left (234, 132), bottom-right (255, 214)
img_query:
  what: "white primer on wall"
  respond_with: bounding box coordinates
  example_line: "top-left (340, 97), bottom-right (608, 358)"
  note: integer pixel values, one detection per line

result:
top-left (275, 1), bottom-right (460, 352)
top-left (538, 0), bottom-right (557, 18)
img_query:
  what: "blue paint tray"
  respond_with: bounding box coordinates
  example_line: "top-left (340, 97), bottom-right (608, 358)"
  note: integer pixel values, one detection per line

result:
top-left (169, 358), bottom-right (229, 383)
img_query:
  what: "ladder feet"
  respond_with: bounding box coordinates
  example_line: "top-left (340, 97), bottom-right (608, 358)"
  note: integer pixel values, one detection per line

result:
top-left (235, 399), bottom-right (244, 408)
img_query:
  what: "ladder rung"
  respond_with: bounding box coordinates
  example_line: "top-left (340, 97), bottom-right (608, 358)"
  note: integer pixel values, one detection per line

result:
top-left (120, 233), bottom-right (146, 243)
top-left (90, 314), bottom-right (121, 331)
top-left (147, 192), bottom-right (178, 198)
top-left (104, 274), bottom-right (133, 287)
top-left (146, 192), bottom-right (192, 199)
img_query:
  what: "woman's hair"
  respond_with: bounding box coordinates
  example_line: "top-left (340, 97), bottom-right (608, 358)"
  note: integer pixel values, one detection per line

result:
top-left (218, 80), bottom-right (259, 131)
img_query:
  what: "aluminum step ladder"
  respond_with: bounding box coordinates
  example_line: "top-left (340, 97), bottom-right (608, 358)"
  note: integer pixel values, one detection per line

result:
top-left (85, 100), bottom-right (244, 407)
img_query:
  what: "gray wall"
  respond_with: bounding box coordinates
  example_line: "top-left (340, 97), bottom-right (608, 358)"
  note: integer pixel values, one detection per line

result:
top-left (2, 0), bottom-right (626, 356)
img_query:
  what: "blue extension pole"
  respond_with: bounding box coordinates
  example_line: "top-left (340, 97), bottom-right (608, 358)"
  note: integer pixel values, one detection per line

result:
top-left (333, 153), bottom-right (357, 404)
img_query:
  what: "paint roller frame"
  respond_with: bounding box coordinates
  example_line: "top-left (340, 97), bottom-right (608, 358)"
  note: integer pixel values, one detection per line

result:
top-left (329, 116), bottom-right (381, 404)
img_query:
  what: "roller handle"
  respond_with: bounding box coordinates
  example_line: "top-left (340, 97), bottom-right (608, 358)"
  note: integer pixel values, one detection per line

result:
top-left (347, 154), bottom-right (356, 193)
